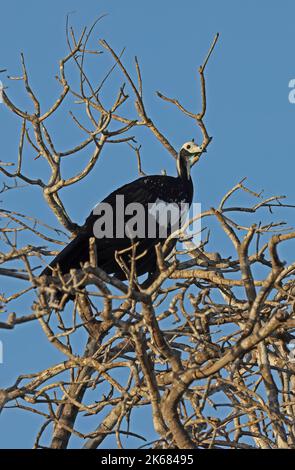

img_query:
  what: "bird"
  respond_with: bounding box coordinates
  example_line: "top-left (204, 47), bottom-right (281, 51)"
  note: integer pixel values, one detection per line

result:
top-left (41, 141), bottom-right (203, 290)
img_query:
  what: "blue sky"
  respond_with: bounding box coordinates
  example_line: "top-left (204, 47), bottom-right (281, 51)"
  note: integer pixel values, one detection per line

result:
top-left (0, 0), bottom-right (295, 448)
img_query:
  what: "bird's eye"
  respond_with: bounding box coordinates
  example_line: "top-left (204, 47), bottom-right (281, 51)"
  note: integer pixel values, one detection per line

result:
top-left (186, 144), bottom-right (191, 149)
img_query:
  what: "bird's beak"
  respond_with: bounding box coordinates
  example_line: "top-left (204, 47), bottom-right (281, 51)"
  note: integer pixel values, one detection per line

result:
top-left (192, 147), bottom-right (203, 158)
top-left (193, 147), bottom-right (206, 158)
top-left (190, 147), bottom-right (205, 165)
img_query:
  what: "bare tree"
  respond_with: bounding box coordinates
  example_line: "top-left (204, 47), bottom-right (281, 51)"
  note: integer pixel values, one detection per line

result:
top-left (1, 21), bottom-right (295, 450)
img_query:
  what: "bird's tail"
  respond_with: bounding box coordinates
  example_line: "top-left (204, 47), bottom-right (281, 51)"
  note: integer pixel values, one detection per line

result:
top-left (41, 233), bottom-right (90, 277)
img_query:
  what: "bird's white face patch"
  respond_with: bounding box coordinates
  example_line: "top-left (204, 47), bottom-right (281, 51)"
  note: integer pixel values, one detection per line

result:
top-left (181, 141), bottom-right (202, 156)
top-left (177, 141), bottom-right (203, 177)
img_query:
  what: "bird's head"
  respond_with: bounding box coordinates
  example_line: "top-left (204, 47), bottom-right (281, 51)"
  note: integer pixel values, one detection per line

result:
top-left (177, 140), bottom-right (205, 178)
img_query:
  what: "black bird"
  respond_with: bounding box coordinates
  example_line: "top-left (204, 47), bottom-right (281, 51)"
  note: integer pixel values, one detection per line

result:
top-left (41, 141), bottom-right (202, 285)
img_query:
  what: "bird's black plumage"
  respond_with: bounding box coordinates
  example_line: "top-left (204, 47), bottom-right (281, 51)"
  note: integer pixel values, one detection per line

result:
top-left (41, 141), bottom-right (202, 284)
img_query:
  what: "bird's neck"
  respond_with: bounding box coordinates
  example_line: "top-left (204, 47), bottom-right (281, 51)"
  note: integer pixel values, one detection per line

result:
top-left (177, 153), bottom-right (191, 181)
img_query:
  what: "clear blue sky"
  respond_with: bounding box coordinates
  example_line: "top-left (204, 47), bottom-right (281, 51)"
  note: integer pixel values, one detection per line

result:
top-left (0, 0), bottom-right (295, 448)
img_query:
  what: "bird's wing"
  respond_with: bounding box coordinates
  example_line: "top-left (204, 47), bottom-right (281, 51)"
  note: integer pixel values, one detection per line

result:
top-left (83, 174), bottom-right (178, 233)
top-left (42, 175), bottom-right (180, 276)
